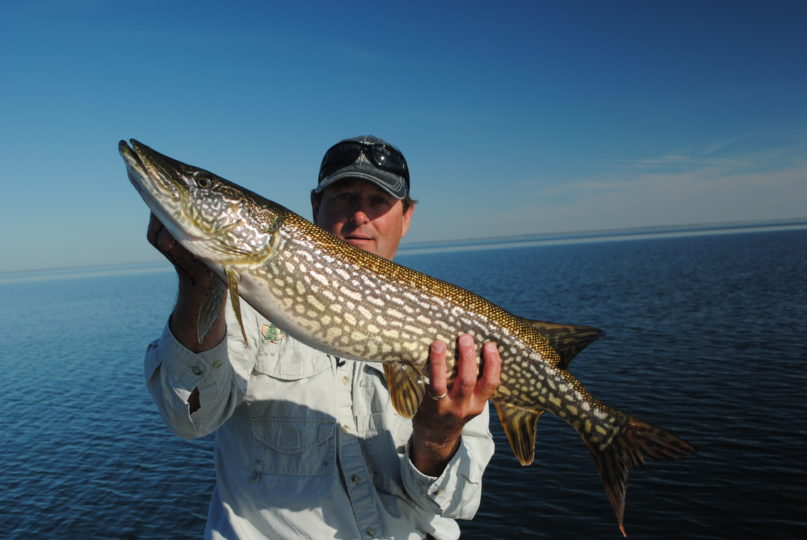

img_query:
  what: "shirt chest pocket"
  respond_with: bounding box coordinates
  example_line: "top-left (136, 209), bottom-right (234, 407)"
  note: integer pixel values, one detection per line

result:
top-left (248, 336), bottom-right (337, 477)
top-left (250, 417), bottom-right (336, 477)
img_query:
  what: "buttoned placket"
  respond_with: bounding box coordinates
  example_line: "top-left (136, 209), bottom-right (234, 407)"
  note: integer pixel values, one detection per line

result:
top-left (331, 358), bottom-right (383, 539)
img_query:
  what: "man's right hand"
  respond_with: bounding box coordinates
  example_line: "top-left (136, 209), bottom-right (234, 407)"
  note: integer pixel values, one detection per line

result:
top-left (147, 213), bottom-right (216, 288)
top-left (147, 213), bottom-right (227, 352)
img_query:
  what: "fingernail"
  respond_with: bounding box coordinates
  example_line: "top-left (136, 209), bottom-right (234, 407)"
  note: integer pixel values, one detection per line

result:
top-left (459, 334), bottom-right (473, 346)
top-left (431, 341), bottom-right (446, 353)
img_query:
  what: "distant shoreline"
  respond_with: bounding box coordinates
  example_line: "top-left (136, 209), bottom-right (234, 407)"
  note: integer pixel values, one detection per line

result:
top-left (398, 217), bottom-right (807, 256)
top-left (3, 218), bottom-right (806, 283)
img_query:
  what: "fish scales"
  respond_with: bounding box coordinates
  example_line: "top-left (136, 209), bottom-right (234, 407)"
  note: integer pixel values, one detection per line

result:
top-left (250, 213), bottom-right (625, 448)
top-left (248, 213), bottom-right (626, 454)
top-left (120, 139), bottom-right (695, 536)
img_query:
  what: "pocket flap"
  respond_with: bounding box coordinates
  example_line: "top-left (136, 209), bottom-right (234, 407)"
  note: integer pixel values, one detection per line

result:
top-left (255, 336), bottom-right (331, 380)
top-left (251, 418), bottom-right (336, 454)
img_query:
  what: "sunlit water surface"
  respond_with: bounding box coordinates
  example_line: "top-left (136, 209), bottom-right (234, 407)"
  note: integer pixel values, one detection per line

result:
top-left (1, 229), bottom-right (805, 539)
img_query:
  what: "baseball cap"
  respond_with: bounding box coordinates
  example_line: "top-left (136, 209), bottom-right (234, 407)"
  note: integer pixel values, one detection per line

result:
top-left (316, 135), bottom-right (410, 199)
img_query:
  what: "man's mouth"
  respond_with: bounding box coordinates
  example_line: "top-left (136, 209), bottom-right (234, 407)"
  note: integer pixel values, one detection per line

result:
top-left (343, 235), bottom-right (373, 245)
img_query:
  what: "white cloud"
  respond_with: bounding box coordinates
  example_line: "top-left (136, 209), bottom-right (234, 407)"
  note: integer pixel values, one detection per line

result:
top-left (440, 135), bottom-right (807, 239)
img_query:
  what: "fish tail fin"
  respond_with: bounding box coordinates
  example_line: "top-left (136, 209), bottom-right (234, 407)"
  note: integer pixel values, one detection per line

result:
top-left (584, 416), bottom-right (695, 537)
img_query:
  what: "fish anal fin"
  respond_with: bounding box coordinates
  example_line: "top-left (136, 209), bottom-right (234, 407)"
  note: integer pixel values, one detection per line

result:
top-left (493, 400), bottom-right (544, 466)
top-left (584, 416), bottom-right (695, 537)
top-left (226, 266), bottom-right (249, 347)
top-left (384, 363), bottom-right (426, 418)
top-left (197, 277), bottom-right (227, 344)
top-left (527, 319), bottom-right (605, 369)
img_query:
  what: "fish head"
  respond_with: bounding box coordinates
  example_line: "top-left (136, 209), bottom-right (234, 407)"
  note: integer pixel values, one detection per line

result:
top-left (120, 139), bottom-right (283, 266)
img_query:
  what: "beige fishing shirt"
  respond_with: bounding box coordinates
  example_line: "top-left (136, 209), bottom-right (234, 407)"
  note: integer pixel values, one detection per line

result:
top-left (145, 299), bottom-right (495, 539)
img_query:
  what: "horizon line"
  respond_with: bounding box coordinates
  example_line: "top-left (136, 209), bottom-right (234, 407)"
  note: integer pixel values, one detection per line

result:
top-left (2, 216), bottom-right (806, 280)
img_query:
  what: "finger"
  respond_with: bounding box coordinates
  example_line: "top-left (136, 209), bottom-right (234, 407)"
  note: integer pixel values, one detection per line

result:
top-left (428, 340), bottom-right (449, 399)
top-left (156, 226), bottom-right (177, 254)
top-left (477, 341), bottom-right (501, 399)
top-left (453, 334), bottom-right (478, 399)
top-left (147, 213), bottom-right (162, 247)
top-left (147, 213), bottom-right (178, 255)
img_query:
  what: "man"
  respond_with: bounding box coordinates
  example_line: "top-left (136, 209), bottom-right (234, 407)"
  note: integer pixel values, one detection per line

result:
top-left (145, 135), bottom-right (501, 539)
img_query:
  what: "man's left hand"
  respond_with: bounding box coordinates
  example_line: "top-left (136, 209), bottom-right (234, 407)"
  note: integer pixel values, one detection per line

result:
top-left (411, 334), bottom-right (501, 476)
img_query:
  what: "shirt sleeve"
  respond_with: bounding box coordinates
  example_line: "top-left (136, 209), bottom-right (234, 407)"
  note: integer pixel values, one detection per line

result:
top-left (399, 402), bottom-right (495, 519)
top-left (144, 301), bottom-right (260, 439)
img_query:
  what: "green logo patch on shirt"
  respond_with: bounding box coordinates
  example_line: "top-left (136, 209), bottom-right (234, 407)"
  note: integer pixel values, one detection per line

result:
top-left (260, 323), bottom-right (286, 343)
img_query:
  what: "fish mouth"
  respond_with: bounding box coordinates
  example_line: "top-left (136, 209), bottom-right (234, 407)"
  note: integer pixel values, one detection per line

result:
top-left (120, 139), bottom-right (203, 246)
top-left (118, 139), bottom-right (191, 199)
top-left (118, 140), bottom-right (146, 185)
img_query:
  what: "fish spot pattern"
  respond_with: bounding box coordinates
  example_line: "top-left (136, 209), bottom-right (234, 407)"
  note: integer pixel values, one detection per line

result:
top-left (244, 214), bottom-right (625, 447)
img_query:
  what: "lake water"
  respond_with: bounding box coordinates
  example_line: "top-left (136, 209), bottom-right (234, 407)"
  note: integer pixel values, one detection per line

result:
top-left (1, 228), bottom-right (805, 539)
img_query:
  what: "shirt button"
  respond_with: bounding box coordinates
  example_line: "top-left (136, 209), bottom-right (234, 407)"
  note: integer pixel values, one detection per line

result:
top-left (191, 366), bottom-right (202, 375)
top-left (366, 528), bottom-right (375, 537)
top-left (342, 375), bottom-right (349, 385)
top-left (342, 424), bottom-right (350, 433)
top-left (351, 474), bottom-right (361, 484)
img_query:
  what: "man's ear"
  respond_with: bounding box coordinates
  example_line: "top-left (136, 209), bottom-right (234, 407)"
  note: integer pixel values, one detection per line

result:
top-left (400, 203), bottom-right (414, 238)
top-left (310, 189), bottom-right (320, 223)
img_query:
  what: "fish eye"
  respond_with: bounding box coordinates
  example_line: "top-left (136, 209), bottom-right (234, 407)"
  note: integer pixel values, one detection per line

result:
top-left (196, 175), bottom-right (213, 188)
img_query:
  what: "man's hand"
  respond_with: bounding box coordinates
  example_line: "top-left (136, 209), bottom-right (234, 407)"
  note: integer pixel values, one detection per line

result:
top-left (148, 213), bottom-right (216, 288)
top-left (147, 213), bottom-right (226, 353)
top-left (411, 334), bottom-right (501, 476)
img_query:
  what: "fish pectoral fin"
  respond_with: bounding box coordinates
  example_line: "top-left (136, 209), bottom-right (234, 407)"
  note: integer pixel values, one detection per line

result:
top-left (383, 363), bottom-right (426, 419)
top-left (225, 266), bottom-right (249, 347)
top-left (527, 319), bottom-right (605, 369)
top-left (206, 236), bottom-right (254, 258)
top-left (197, 277), bottom-right (227, 344)
top-left (493, 400), bottom-right (544, 466)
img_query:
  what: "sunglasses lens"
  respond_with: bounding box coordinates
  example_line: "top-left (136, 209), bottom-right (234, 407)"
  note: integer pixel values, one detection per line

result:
top-left (370, 145), bottom-right (408, 180)
top-left (319, 142), bottom-right (408, 182)
top-left (319, 143), bottom-right (362, 180)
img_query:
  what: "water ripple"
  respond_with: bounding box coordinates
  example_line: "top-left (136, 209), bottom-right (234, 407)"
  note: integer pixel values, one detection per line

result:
top-left (2, 230), bottom-right (806, 538)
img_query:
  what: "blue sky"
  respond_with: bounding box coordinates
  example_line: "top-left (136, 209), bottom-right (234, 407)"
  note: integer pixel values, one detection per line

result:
top-left (1, 0), bottom-right (805, 272)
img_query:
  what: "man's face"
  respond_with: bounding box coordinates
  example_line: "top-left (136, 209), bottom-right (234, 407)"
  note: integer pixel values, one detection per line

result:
top-left (312, 178), bottom-right (413, 261)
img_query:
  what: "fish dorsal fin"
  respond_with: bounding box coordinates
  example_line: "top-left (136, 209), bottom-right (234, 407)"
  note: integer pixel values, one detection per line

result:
top-left (383, 363), bottom-right (426, 419)
top-left (493, 399), bottom-right (544, 466)
top-left (528, 319), bottom-right (604, 369)
top-left (226, 266), bottom-right (249, 347)
top-left (197, 277), bottom-right (227, 344)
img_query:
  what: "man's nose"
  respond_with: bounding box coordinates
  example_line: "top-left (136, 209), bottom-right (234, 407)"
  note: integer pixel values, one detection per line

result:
top-left (349, 203), bottom-right (371, 224)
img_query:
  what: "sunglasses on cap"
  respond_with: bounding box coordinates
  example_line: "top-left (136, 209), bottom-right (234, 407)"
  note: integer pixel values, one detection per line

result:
top-left (319, 141), bottom-right (410, 183)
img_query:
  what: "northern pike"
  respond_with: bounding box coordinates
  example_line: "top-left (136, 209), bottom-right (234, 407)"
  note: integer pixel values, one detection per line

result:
top-left (120, 139), bottom-right (694, 536)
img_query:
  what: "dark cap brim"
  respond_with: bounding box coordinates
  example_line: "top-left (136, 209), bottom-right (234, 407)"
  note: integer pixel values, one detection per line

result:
top-left (315, 158), bottom-right (408, 199)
